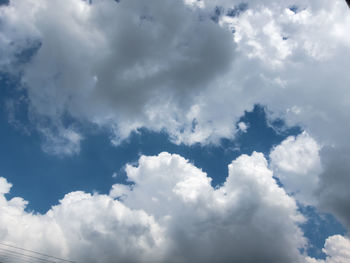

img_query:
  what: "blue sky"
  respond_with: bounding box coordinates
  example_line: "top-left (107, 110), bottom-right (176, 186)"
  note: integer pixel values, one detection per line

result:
top-left (0, 98), bottom-right (300, 213)
top-left (1, 1), bottom-right (350, 263)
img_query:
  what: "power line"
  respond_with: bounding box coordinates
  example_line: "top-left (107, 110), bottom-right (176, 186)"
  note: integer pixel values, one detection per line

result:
top-left (0, 250), bottom-right (48, 263)
top-left (0, 252), bottom-right (40, 263)
top-left (0, 247), bottom-right (59, 263)
top-left (0, 249), bottom-right (60, 263)
top-left (0, 242), bottom-right (76, 263)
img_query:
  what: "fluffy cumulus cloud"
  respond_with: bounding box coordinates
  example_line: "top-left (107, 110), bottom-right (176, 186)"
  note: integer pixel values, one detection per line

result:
top-left (269, 132), bottom-right (350, 233)
top-left (306, 235), bottom-right (350, 263)
top-left (0, 152), bottom-right (308, 263)
top-left (270, 132), bottom-right (322, 205)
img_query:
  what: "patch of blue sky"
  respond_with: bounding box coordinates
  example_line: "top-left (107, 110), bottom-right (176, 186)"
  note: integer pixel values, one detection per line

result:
top-left (0, 0), bottom-right (9, 6)
top-left (211, 6), bottom-right (224, 23)
top-left (211, 3), bottom-right (248, 23)
top-left (300, 205), bottom-right (347, 259)
top-left (14, 41), bottom-right (42, 65)
top-left (289, 5), bottom-right (299, 14)
top-left (0, 104), bottom-right (295, 210)
top-left (226, 3), bottom-right (248, 17)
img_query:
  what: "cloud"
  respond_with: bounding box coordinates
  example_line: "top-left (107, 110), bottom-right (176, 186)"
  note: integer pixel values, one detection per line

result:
top-left (39, 126), bottom-right (83, 156)
top-left (316, 147), bottom-right (350, 230)
top-left (307, 235), bottom-right (350, 263)
top-left (237, 121), bottom-right (248, 133)
top-left (269, 132), bottom-right (350, 232)
top-left (0, 177), bottom-right (11, 194)
top-left (270, 132), bottom-right (322, 205)
top-left (0, 0), bottom-right (235, 151)
top-left (0, 152), bottom-right (307, 262)
top-left (1, 0), bottom-right (350, 152)
top-left (215, 0), bottom-right (350, 232)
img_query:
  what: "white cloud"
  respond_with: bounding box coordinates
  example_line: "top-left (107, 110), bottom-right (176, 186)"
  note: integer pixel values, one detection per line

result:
top-left (0, 178), bottom-right (165, 263)
top-left (215, 0), bottom-right (350, 230)
top-left (307, 235), bottom-right (350, 263)
top-left (40, 126), bottom-right (83, 156)
top-left (0, 177), bottom-right (12, 194)
top-left (237, 121), bottom-right (248, 132)
top-left (269, 133), bottom-right (350, 232)
top-left (270, 132), bottom-right (322, 205)
top-left (0, 152), bottom-right (307, 262)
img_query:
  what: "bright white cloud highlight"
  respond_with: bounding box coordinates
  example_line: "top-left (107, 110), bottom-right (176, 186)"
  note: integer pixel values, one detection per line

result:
top-left (0, 152), bottom-right (307, 262)
top-left (270, 132), bottom-right (322, 205)
top-left (0, 177), bottom-right (11, 195)
top-left (237, 121), bottom-right (248, 132)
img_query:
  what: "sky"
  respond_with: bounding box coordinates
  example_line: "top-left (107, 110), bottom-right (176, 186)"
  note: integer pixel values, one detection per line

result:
top-left (0, 0), bottom-right (350, 263)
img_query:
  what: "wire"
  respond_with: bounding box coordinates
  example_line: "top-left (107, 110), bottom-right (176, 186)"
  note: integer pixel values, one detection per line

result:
top-left (0, 252), bottom-right (40, 263)
top-left (0, 250), bottom-right (46, 263)
top-left (0, 242), bottom-right (76, 263)
top-left (0, 247), bottom-right (59, 263)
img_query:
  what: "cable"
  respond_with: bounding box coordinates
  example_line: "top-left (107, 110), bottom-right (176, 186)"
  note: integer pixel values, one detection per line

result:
top-left (0, 252), bottom-right (41, 263)
top-left (0, 242), bottom-right (73, 262)
top-left (0, 248), bottom-right (55, 263)
top-left (0, 242), bottom-right (75, 263)
top-left (0, 247), bottom-right (59, 263)
top-left (0, 251), bottom-right (45, 263)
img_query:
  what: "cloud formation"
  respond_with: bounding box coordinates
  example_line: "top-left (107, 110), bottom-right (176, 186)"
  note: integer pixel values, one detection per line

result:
top-left (0, 0), bottom-right (235, 150)
top-left (0, 152), bottom-right (308, 263)
top-left (1, 0), bottom-right (350, 261)
top-left (270, 132), bottom-right (322, 205)
top-left (307, 235), bottom-right (350, 263)
top-left (269, 132), bottom-right (350, 233)
top-left (1, 0), bottom-right (350, 151)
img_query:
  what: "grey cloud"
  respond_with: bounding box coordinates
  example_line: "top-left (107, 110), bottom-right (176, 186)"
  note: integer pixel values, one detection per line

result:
top-left (316, 147), bottom-right (350, 230)
top-left (0, 0), bottom-right (235, 154)
top-left (3, 0), bottom-right (350, 153)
